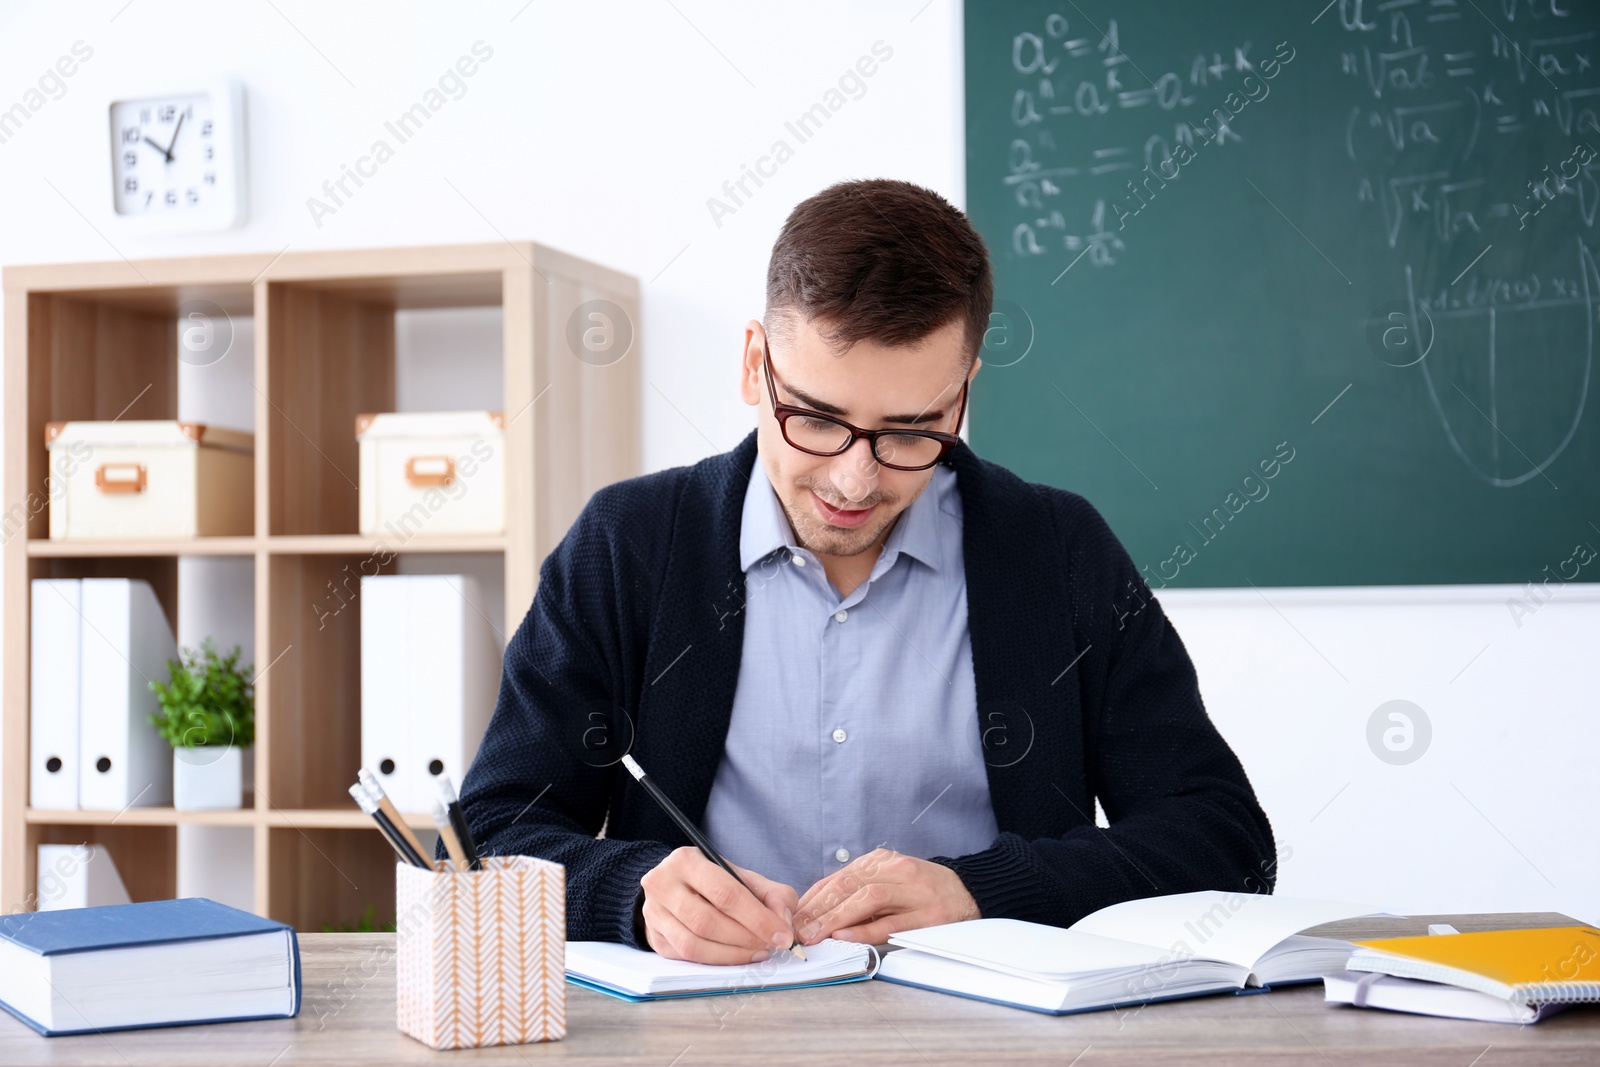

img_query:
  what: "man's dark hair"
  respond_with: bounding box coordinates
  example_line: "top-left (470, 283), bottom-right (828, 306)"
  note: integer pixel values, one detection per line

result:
top-left (765, 178), bottom-right (993, 368)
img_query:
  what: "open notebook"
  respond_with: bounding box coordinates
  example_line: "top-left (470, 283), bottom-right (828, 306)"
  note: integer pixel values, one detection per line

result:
top-left (878, 891), bottom-right (1381, 1015)
top-left (566, 938), bottom-right (879, 1001)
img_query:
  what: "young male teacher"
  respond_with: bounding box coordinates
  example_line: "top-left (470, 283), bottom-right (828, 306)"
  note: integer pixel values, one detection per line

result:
top-left (449, 179), bottom-right (1276, 964)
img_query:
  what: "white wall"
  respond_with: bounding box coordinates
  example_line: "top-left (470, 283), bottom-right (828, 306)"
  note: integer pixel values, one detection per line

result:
top-left (1162, 586), bottom-right (1598, 924)
top-left (2, 2), bottom-right (1593, 924)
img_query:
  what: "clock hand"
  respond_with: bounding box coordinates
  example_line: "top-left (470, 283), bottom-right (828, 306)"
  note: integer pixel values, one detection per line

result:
top-left (163, 112), bottom-right (185, 160)
top-left (142, 135), bottom-right (174, 163)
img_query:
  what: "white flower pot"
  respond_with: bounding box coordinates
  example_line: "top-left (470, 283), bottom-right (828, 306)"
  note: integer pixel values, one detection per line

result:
top-left (173, 745), bottom-right (247, 810)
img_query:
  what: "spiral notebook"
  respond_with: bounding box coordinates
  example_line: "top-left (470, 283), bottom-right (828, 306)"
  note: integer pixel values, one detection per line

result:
top-left (1325, 971), bottom-right (1570, 1025)
top-left (566, 938), bottom-right (879, 1001)
top-left (1344, 926), bottom-right (1600, 1016)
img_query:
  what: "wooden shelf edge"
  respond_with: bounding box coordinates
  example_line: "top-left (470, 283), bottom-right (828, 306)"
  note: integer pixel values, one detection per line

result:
top-left (24, 533), bottom-right (508, 557)
top-left (261, 808), bottom-right (436, 831)
top-left (25, 807), bottom-right (438, 831)
top-left (264, 533), bottom-right (506, 555)
top-left (25, 807), bottom-right (257, 827)
top-left (27, 536), bottom-right (259, 557)
top-left (1, 241), bottom-right (539, 293)
top-left (2, 239), bottom-right (636, 294)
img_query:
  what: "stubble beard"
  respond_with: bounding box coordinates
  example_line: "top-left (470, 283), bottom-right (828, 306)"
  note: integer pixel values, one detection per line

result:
top-left (782, 481), bottom-right (903, 559)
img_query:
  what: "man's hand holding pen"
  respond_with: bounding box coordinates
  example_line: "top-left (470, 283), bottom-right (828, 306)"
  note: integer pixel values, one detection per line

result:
top-left (638, 847), bottom-right (802, 965)
top-left (637, 843), bottom-right (982, 964)
top-left (622, 755), bottom-right (979, 962)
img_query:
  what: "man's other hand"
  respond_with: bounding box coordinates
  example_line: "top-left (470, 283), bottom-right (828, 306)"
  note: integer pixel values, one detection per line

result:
top-left (793, 848), bottom-right (979, 946)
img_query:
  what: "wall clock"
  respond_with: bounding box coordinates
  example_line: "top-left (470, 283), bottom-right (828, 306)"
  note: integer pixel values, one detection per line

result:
top-left (109, 79), bottom-right (246, 232)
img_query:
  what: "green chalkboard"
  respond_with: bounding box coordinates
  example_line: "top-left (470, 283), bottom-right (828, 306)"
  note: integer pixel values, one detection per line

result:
top-left (965, 0), bottom-right (1600, 587)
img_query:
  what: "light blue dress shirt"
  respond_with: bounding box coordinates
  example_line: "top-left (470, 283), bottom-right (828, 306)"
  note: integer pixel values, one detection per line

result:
top-left (700, 455), bottom-right (999, 895)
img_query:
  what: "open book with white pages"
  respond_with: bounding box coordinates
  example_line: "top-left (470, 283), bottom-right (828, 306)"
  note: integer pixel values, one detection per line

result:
top-left (877, 891), bottom-right (1384, 1015)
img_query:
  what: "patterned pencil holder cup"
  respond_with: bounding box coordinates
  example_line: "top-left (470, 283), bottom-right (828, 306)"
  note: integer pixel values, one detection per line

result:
top-left (396, 855), bottom-right (567, 1050)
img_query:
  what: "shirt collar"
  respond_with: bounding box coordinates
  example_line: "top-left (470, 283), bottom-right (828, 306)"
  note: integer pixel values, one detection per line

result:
top-left (739, 454), bottom-right (948, 574)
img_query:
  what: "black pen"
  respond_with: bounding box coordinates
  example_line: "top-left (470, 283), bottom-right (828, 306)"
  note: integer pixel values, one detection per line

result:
top-left (621, 753), bottom-right (805, 959)
top-left (350, 783), bottom-right (429, 867)
top-left (434, 775), bottom-right (482, 871)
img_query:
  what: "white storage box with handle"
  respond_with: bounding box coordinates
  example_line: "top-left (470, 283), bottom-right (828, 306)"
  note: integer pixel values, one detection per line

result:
top-left (45, 420), bottom-right (254, 541)
top-left (356, 410), bottom-right (505, 537)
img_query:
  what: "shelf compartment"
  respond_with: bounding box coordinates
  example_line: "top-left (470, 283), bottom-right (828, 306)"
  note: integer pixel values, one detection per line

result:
top-left (27, 555), bottom-right (178, 643)
top-left (27, 823), bottom-right (177, 906)
top-left (20, 284), bottom-right (258, 546)
top-left (264, 825), bottom-right (399, 932)
top-left (262, 283), bottom-right (396, 538)
top-left (23, 295), bottom-right (176, 545)
top-left (259, 552), bottom-right (401, 812)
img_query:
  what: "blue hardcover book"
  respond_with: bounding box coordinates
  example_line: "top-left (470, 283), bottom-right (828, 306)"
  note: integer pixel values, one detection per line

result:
top-left (0, 897), bottom-right (301, 1037)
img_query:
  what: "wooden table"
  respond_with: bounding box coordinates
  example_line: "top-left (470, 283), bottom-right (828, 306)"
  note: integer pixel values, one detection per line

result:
top-left (3, 913), bottom-right (1596, 1066)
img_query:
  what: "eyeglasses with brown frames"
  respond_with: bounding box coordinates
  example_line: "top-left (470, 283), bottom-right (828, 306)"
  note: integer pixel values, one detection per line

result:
top-left (761, 337), bottom-right (969, 472)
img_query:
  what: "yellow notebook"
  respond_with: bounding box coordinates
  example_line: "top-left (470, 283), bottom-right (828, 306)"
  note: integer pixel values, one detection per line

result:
top-left (1348, 926), bottom-right (1600, 1005)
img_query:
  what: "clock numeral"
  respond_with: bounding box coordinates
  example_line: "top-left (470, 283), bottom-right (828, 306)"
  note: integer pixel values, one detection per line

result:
top-left (123, 151), bottom-right (137, 168)
top-left (186, 188), bottom-right (199, 205)
top-left (144, 192), bottom-right (154, 207)
top-left (201, 120), bottom-right (213, 137)
top-left (165, 190), bottom-right (177, 207)
top-left (204, 172), bottom-right (216, 185)
top-left (140, 107), bottom-right (151, 124)
top-left (124, 177), bottom-right (138, 193)
top-left (204, 145), bottom-right (213, 160)
top-left (121, 126), bottom-right (140, 144)
top-left (159, 105), bottom-right (175, 122)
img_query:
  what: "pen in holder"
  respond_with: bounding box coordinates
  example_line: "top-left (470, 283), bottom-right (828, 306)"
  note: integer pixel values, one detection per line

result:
top-left (395, 855), bottom-right (567, 1049)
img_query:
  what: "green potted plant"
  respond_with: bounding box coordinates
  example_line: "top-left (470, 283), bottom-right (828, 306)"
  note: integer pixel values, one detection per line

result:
top-left (321, 903), bottom-right (397, 933)
top-left (148, 639), bottom-right (255, 810)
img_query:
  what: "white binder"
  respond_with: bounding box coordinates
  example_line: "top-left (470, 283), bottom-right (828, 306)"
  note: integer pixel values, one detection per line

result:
top-left (36, 844), bottom-right (131, 911)
top-left (408, 575), bottom-right (500, 809)
top-left (360, 576), bottom-right (412, 808)
top-left (29, 579), bottom-right (83, 810)
top-left (78, 578), bottom-right (176, 810)
top-left (361, 574), bottom-right (499, 813)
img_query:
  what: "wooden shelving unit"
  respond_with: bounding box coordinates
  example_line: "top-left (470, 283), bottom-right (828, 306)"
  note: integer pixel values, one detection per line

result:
top-left (2, 242), bottom-right (640, 930)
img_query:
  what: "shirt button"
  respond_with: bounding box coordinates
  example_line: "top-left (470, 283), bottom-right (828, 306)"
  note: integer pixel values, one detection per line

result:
top-left (834, 847), bottom-right (851, 863)
top-left (833, 609), bottom-right (848, 623)
top-left (791, 554), bottom-right (806, 567)
top-left (832, 728), bottom-right (847, 743)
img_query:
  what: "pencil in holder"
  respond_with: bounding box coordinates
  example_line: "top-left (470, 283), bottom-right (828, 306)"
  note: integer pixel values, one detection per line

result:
top-left (396, 854), bottom-right (566, 1049)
